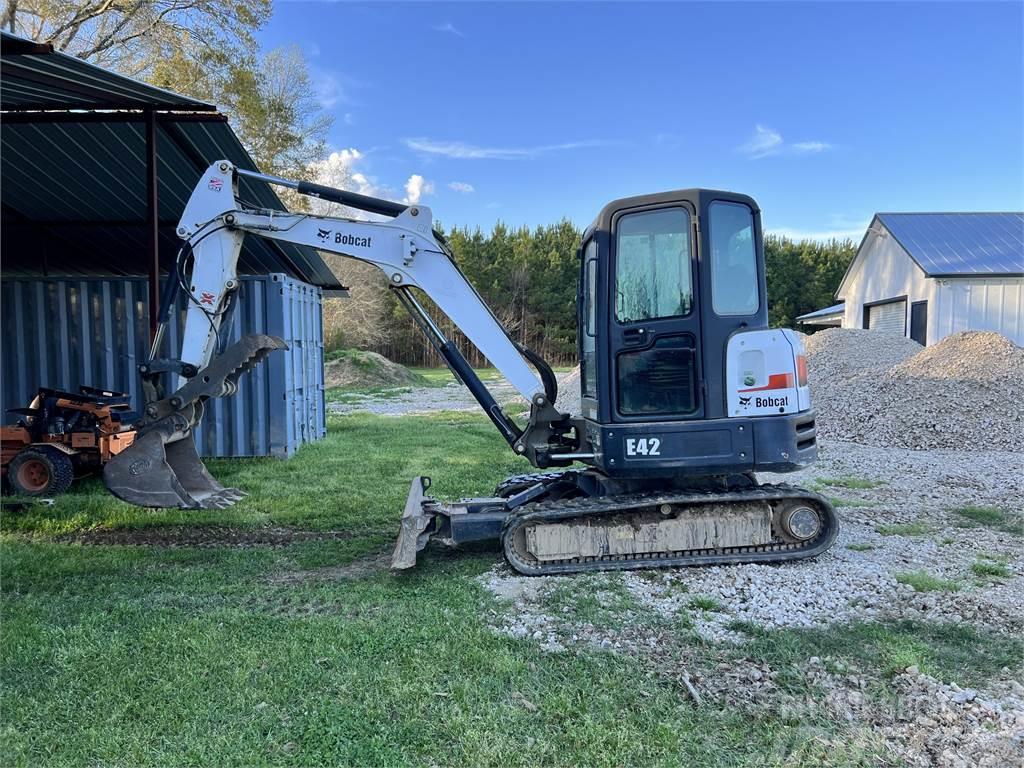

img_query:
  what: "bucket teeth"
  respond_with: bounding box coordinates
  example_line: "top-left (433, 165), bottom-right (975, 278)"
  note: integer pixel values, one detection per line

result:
top-left (103, 334), bottom-right (286, 509)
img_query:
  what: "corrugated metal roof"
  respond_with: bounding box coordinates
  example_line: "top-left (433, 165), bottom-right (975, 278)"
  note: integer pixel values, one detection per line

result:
top-left (1, 115), bottom-right (342, 287)
top-left (796, 302), bottom-right (845, 321)
top-left (1, 31), bottom-right (215, 111)
top-left (877, 212), bottom-right (1024, 277)
top-left (0, 31), bottom-right (340, 288)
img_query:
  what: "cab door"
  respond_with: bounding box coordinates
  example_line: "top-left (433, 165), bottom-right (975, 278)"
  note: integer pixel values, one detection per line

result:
top-left (609, 202), bottom-right (702, 423)
top-left (577, 237), bottom-right (600, 422)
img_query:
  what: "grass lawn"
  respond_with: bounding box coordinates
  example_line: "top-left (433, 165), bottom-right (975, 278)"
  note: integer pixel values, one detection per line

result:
top-left (2, 413), bottom-right (1018, 766)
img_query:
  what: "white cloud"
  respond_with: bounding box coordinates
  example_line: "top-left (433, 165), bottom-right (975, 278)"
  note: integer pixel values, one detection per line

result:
top-left (739, 124), bottom-right (784, 158)
top-left (343, 112), bottom-right (355, 126)
top-left (433, 21), bottom-right (464, 37)
top-left (308, 148), bottom-right (384, 219)
top-left (309, 66), bottom-right (347, 109)
top-left (738, 125), bottom-right (832, 159)
top-left (403, 174), bottom-right (434, 204)
top-left (792, 141), bottom-right (831, 153)
top-left (404, 137), bottom-right (613, 160)
top-left (312, 148), bottom-right (378, 196)
top-left (448, 181), bottom-right (475, 194)
top-left (654, 132), bottom-right (684, 149)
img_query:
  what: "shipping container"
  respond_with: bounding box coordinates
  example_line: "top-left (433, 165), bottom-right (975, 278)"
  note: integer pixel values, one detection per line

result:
top-left (0, 274), bottom-right (324, 457)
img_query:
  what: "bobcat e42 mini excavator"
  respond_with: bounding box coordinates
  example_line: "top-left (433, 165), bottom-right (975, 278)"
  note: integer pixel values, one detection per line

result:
top-left (103, 160), bottom-right (839, 575)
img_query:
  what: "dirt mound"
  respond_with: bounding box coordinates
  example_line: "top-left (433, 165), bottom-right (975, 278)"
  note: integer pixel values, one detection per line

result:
top-left (323, 349), bottom-right (423, 388)
top-left (807, 329), bottom-right (1024, 451)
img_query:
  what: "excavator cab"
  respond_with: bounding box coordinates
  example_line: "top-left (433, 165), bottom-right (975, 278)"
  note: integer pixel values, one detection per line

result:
top-left (574, 190), bottom-right (817, 479)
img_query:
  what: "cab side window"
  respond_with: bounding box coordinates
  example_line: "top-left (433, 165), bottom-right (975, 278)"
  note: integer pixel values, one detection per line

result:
top-left (581, 241), bottom-right (598, 398)
top-left (709, 202), bottom-right (759, 316)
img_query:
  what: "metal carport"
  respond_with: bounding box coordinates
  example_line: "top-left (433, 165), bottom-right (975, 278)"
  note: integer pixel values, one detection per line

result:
top-left (1, 32), bottom-right (341, 456)
top-left (0, 30), bottom-right (343, 338)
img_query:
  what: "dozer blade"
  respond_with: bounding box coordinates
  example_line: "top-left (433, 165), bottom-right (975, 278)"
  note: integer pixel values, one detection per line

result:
top-left (103, 333), bottom-right (287, 509)
top-left (391, 476), bottom-right (437, 570)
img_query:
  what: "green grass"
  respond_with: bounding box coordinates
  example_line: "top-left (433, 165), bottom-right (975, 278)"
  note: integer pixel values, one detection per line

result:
top-left (819, 476), bottom-right (885, 490)
top-left (895, 571), bottom-right (960, 593)
top-left (538, 576), bottom-right (649, 630)
top-left (845, 543), bottom-right (876, 552)
top-left (0, 412), bottom-right (530, 539)
top-left (876, 521), bottom-right (931, 537)
top-left (971, 556), bottom-right (1011, 579)
top-left (952, 506), bottom-right (1024, 536)
top-left (6, 541), bottom-right (801, 767)
top-left (829, 497), bottom-right (876, 509)
top-left (689, 595), bottom-right (724, 613)
top-left (725, 620), bottom-right (1021, 685)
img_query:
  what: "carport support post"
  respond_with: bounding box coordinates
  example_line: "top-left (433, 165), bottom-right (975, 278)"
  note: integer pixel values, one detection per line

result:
top-left (146, 108), bottom-right (160, 343)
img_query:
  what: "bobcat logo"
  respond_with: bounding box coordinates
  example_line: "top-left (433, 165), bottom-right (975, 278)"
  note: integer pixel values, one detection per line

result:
top-left (128, 459), bottom-right (152, 475)
top-left (316, 228), bottom-right (332, 242)
top-left (738, 395), bottom-right (752, 407)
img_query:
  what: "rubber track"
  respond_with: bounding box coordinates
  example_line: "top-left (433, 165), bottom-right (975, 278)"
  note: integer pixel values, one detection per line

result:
top-left (501, 484), bottom-right (838, 575)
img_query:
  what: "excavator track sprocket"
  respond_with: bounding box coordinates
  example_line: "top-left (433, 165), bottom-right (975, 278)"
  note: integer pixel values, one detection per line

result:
top-left (501, 484), bottom-right (837, 575)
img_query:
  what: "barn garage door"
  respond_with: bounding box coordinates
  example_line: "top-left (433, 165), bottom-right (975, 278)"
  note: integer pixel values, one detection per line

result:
top-left (865, 299), bottom-right (906, 334)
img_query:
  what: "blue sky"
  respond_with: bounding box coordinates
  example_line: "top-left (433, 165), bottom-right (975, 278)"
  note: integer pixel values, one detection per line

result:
top-left (264, 1), bottom-right (1023, 239)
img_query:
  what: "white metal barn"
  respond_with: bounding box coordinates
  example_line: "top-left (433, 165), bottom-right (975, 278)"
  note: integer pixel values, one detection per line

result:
top-left (835, 213), bottom-right (1024, 346)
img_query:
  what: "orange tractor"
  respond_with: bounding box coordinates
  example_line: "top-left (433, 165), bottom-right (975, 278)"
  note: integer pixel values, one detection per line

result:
top-left (1, 387), bottom-right (137, 497)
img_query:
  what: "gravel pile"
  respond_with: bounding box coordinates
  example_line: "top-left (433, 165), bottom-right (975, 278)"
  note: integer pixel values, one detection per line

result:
top-left (807, 329), bottom-right (1024, 451)
top-left (555, 366), bottom-right (581, 416)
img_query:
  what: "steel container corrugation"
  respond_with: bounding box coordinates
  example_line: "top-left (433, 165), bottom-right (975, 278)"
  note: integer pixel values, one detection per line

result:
top-left (1, 274), bottom-right (324, 457)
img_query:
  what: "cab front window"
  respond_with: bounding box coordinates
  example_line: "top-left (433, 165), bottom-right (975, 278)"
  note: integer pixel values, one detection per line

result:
top-left (615, 208), bottom-right (692, 324)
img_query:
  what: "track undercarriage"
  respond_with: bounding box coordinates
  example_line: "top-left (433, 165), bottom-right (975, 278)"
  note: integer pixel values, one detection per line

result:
top-left (392, 470), bottom-right (839, 575)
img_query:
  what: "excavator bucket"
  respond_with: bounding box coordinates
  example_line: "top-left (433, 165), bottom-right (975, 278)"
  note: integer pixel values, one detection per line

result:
top-left (103, 428), bottom-right (246, 509)
top-left (103, 334), bottom-right (286, 509)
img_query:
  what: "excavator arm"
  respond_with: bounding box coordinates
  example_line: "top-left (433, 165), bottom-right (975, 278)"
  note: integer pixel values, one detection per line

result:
top-left (103, 161), bottom-right (580, 511)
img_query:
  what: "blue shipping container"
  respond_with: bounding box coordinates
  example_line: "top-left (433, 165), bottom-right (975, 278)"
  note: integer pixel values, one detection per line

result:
top-left (0, 274), bottom-right (325, 458)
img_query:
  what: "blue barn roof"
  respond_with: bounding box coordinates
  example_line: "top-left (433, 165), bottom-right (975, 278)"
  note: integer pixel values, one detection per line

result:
top-left (876, 212), bottom-right (1023, 277)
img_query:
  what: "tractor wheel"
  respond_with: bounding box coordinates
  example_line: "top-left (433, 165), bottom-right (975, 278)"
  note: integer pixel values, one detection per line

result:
top-left (8, 447), bottom-right (74, 496)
